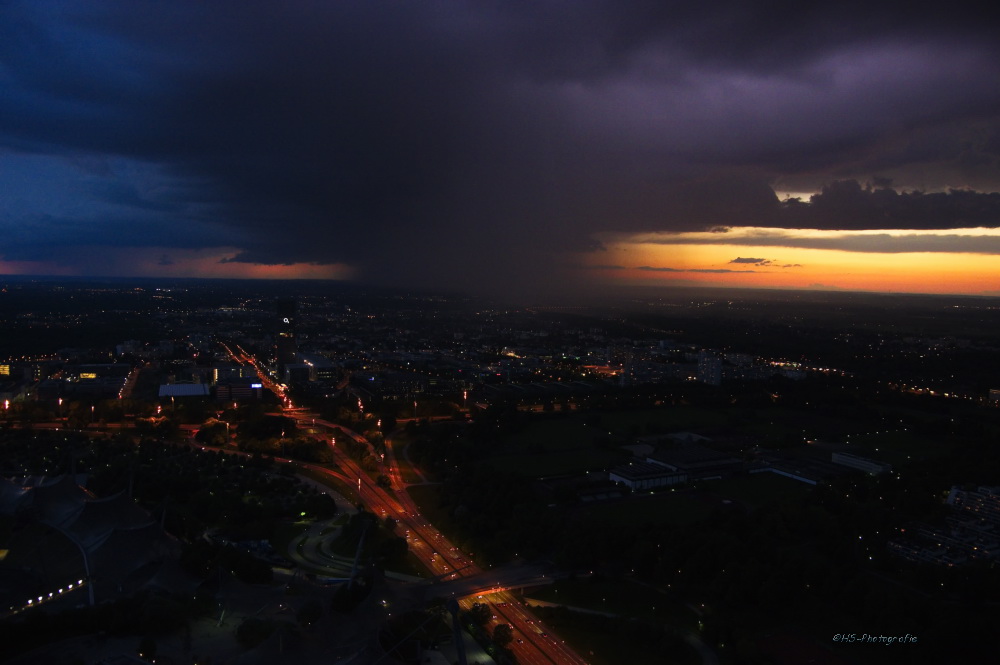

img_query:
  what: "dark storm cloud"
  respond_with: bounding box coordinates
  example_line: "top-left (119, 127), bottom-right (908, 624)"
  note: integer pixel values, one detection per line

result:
top-left (780, 180), bottom-right (1000, 230)
top-left (2, 1), bottom-right (1000, 293)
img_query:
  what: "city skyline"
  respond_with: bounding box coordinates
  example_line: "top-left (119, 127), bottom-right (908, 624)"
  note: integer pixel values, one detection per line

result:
top-left (2, 1), bottom-right (999, 297)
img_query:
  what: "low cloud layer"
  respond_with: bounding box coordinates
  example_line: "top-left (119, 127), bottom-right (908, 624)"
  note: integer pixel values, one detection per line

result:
top-left (631, 227), bottom-right (1000, 255)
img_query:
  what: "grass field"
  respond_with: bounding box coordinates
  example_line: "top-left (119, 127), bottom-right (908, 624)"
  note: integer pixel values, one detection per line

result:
top-left (388, 433), bottom-right (429, 484)
top-left (576, 490), bottom-right (714, 527)
top-left (485, 413), bottom-right (630, 477)
top-left (527, 577), bottom-right (698, 630)
top-left (488, 448), bottom-right (626, 477)
top-left (500, 417), bottom-right (597, 453)
top-left (599, 406), bottom-right (722, 435)
top-left (270, 520), bottom-right (310, 557)
top-left (847, 429), bottom-right (949, 466)
top-left (699, 472), bottom-right (813, 510)
top-left (405, 484), bottom-right (454, 534)
top-left (525, 602), bottom-right (701, 665)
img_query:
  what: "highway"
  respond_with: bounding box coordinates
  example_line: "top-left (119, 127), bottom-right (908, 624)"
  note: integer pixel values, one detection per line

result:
top-left (289, 412), bottom-right (591, 665)
top-left (215, 342), bottom-right (591, 664)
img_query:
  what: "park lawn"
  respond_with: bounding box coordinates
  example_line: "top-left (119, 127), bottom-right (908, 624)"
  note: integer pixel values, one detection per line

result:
top-left (599, 406), bottom-right (721, 436)
top-left (405, 484), bottom-right (456, 535)
top-left (721, 405), bottom-right (865, 444)
top-left (576, 490), bottom-right (714, 527)
top-left (699, 473), bottom-right (813, 510)
top-left (270, 520), bottom-right (310, 557)
top-left (499, 417), bottom-right (597, 453)
top-left (487, 448), bottom-right (626, 477)
top-left (527, 577), bottom-right (698, 631)
top-left (526, 604), bottom-right (700, 665)
top-left (388, 434), bottom-right (428, 485)
top-left (848, 429), bottom-right (950, 465)
top-left (600, 404), bottom-right (898, 443)
top-left (396, 552), bottom-right (430, 578)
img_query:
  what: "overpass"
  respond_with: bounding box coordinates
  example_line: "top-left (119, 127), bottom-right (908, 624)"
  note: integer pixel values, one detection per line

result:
top-left (415, 562), bottom-right (566, 600)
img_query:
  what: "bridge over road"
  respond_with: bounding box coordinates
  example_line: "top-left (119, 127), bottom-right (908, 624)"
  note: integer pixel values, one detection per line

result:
top-left (414, 562), bottom-right (566, 600)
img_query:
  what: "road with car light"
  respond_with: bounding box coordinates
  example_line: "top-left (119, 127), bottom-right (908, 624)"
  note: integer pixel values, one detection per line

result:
top-left (288, 411), bottom-right (591, 665)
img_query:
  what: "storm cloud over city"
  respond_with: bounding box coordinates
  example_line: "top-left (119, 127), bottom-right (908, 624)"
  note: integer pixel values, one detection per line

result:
top-left (2, 1), bottom-right (1000, 296)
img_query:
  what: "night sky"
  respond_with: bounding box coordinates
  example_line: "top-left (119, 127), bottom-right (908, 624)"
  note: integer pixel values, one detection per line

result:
top-left (2, 1), bottom-right (1000, 297)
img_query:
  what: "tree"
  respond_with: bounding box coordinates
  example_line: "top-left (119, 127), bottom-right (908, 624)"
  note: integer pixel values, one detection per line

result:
top-left (467, 602), bottom-right (491, 625)
top-left (237, 415), bottom-right (298, 445)
top-left (493, 623), bottom-right (513, 647)
top-left (195, 420), bottom-right (230, 447)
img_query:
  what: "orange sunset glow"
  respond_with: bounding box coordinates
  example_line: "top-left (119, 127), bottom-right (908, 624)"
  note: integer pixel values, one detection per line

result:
top-left (0, 247), bottom-right (353, 281)
top-left (585, 228), bottom-right (1000, 295)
